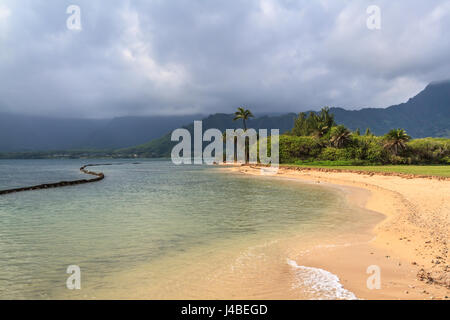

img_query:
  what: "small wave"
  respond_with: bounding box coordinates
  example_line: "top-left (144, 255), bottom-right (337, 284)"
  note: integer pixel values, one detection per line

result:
top-left (287, 259), bottom-right (358, 300)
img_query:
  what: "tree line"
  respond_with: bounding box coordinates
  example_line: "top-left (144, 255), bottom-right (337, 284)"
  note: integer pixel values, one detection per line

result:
top-left (232, 106), bottom-right (449, 165)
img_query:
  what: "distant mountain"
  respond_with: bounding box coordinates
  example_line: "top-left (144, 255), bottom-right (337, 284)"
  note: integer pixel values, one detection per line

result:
top-left (82, 115), bottom-right (204, 149)
top-left (120, 81), bottom-right (450, 157)
top-left (331, 80), bottom-right (450, 138)
top-left (117, 113), bottom-right (297, 157)
top-left (0, 114), bottom-right (202, 152)
top-left (1, 80), bottom-right (448, 155)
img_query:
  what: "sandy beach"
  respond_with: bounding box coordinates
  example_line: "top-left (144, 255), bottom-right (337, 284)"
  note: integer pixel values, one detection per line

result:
top-left (224, 164), bottom-right (449, 300)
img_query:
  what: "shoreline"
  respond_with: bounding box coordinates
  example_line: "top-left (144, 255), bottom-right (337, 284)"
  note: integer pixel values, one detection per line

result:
top-left (223, 164), bottom-right (449, 299)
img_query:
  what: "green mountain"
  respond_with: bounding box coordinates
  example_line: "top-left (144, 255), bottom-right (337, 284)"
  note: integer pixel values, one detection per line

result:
top-left (1, 80), bottom-right (448, 158)
top-left (331, 80), bottom-right (450, 138)
top-left (116, 113), bottom-right (297, 157)
top-left (120, 80), bottom-right (450, 157)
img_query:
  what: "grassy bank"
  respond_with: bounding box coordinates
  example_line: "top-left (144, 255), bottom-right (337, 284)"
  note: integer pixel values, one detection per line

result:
top-left (284, 162), bottom-right (450, 177)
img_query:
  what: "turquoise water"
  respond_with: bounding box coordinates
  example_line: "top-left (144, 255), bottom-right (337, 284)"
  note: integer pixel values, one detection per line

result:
top-left (0, 159), bottom-right (376, 299)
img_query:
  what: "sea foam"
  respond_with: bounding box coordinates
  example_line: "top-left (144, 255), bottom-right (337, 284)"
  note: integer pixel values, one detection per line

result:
top-left (287, 259), bottom-right (358, 300)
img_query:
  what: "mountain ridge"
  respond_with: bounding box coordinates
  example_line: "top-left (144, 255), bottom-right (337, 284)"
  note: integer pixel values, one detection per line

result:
top-left (120, 81), bottom-right (450, 157)
top-left (330, 80), bottom-right (450, 138)
top-left (0, 81), bottom-right (449, 153)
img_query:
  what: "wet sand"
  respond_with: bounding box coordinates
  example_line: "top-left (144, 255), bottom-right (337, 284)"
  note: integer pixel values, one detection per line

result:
top-left (224, 165), bottom-right (449, 300)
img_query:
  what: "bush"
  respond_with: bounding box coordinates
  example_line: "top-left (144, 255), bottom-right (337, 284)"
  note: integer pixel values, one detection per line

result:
top-left (318, 147), bottom-right (352, 161)
top-left (279, 135), bottom-right (323, 163)
top-left (278, 134), bottom-right (449, 165)
top-left (350, 135), bottom-right (388, 163)
top-left (406, 138), bottom-right (450, 164)
top-left (388, 155), bottom-right (410, 165)
top-left (293, 159), bottom-right (371, 166)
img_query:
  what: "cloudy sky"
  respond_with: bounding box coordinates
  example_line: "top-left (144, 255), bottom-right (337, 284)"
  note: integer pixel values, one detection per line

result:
top-left (0, 0), bottom-right (449, 118)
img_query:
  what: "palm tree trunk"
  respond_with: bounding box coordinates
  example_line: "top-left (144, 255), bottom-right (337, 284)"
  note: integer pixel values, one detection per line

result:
top-left (243, 119), bottom-right (248, 163)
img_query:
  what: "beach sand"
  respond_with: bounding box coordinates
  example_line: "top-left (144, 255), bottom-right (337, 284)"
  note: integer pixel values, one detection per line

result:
top-left (224, 165), bottom-right (449, 300)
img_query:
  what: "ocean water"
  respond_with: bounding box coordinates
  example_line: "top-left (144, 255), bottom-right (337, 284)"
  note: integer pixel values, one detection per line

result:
top-left (0, 159), bottom-right (378, 299)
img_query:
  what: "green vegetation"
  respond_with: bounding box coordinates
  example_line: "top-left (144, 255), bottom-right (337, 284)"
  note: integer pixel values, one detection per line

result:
top-left (278, 107), bottom-right (450, 167)
top-left (383, 128), bottom-right (410, 155)
top-left (115, 134), bottom-right (173, 158)
top-left (1, 99), bottom-right (449, 171)
top-left (291, 107), bottom-right (335, 137)
top-left (284, 163), bottom-right (450, 177)
top-left (279, 132), bottom-right (449, 165)
top-left (330, 125), bottom-right (352, 148)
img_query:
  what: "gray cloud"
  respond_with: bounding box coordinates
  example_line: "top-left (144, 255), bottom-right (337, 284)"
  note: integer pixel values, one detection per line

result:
top-left (0, 0), bottom-right (449, 117)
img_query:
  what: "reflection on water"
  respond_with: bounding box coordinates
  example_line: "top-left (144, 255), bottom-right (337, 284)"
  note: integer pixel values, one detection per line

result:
top-left (0, 159), bottom-right (378, 299)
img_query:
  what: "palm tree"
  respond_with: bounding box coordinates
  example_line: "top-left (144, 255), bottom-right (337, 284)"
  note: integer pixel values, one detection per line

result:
top-left (233, 107), bottom-right (254, 163)
top-left (291, 112), bottom-right (307, 136)
top-left (310, 107), bottom-right (335, 138)
top-left (318, 107), bottom-right (335, 131)
top-left (330, 125), bottom-right (351, 148)
top-left (383, 129), bottom-right (410, 155)
top-left (233, 107), bottom-right (254, 131)
top-left (306, 112), bottom-right (324, 138)
top-left (222, 131), bottom-right (238, 163)
top-left (291, 107), bottom-right (336, 137)
top-left (311, 121), bottom-right (329, 138)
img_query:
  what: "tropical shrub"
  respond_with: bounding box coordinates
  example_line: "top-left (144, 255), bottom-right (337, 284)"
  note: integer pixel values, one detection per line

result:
top-left (291, 107), bottom-right (336, 137)
top-left (405, 138), bottom-right (450, 164)
top-left (318, 147), bottom-right (352, 161)
top-left (278, 125), bottom-right (449, 165)
top-left (279, 135), bottom-right (323, 163)
top-left (329, 125), bottom-right (352, 148)
top-left (383, 129), bottom-right (411, 155)
top-left (351, 135), bottom-right (388, 163)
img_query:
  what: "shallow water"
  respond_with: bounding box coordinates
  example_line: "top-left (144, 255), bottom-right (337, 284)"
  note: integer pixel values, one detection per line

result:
top-left (0, 159), bottom-right (379, 299)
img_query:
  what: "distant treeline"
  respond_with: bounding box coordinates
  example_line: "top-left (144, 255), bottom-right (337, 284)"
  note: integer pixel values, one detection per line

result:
top-left (0, 149), bottom-right (117, 160)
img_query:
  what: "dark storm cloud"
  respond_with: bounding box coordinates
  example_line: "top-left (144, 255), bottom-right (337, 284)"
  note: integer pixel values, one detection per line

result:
top-left (0, 0), bottom-right (449, 117)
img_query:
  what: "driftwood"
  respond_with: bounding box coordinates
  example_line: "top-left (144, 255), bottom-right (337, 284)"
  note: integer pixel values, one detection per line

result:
top-left (0, 164), bottom-right (107, 195)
